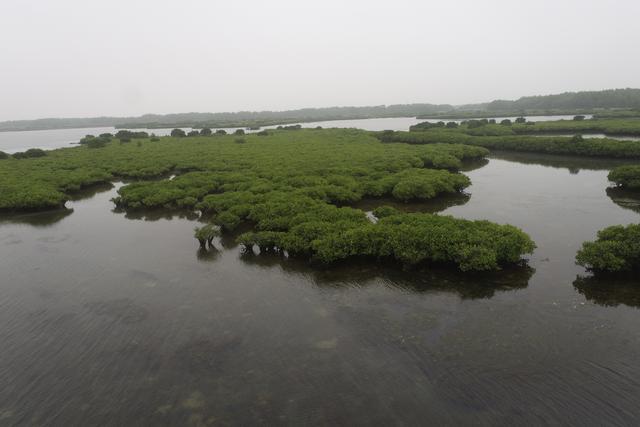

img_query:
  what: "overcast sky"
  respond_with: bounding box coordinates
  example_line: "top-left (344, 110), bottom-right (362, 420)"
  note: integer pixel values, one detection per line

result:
top-left (1, 0), bottom-right (639, 121)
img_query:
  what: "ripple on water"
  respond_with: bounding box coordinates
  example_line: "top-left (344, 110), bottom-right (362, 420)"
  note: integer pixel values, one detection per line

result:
top-left (85, 299), bottom-right (149, 324)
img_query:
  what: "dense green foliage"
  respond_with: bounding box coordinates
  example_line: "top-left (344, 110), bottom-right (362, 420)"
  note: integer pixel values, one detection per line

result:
top-left (238, 208), bottom-right (535, 271)
top-left (410, 119), bottom-right (639, 138)
top-left (115, 130), bottom-right (149, 140)
top-left (378, 130), bottom-right (640, 158)
top-left (80, 134), bottom-right (112, 148)
top-left (111, 131), bottom-right (486, 211)
top-left (510, 118), bottom-right (640, 136)
top-left (194, 224), bottom-right (220, 248)
top-left (12, 148), bottom-right (47, 159)
top-left (0, 128), bottom-right (536, 271)
top-left (0, 151), bottom-right (9, 160)
top-left (576, 224), bottom-right (640, 273)
top-left (0, 129), bottom-right (484, 211)
top-left (608, 165), bottom-right (640, 190)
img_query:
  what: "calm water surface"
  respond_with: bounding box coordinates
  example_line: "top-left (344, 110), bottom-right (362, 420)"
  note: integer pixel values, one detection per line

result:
top-left (1, 154), bottom-right (640, 425)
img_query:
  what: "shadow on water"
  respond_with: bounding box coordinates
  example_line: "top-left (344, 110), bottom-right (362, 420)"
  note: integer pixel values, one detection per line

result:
top-left (489, 151), bottom-right (637, 173)
top-left (353, 192), bottom-right (471, 215)
top-left (460, 157), bottom-right (489, 172)
top-left (0, 208), bottom-right (74, 227)
top-left (239, 251), bottom-right (534, 300)
top-left (607, 187), bottom-right (640, 214)
top-left (0, 183), bottom-right (116, 227)
top-left (67, 182), bottom-right (114, 201)
top-left (112, 207), bottom-right (200, 222)
top-left (196, 246), bottom-right (220, 262)
top-left (574, 275), bottom-right (640, 308)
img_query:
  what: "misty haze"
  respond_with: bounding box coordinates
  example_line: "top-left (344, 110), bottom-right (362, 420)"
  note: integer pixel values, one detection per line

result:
top-left (2, 1), bottom-right (640, 426)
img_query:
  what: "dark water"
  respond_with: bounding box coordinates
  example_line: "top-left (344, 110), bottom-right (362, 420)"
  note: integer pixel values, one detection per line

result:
top-left (1, 154), bottom-right (640, 425)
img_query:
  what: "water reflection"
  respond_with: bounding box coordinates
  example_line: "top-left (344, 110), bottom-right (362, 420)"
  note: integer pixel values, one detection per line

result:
top-left (574, 275), bottom-right (640, 308)
top-left (0, 208), bottom-right (74, 227)
top-left (67, 182), bottom-right (114, 201)
top-left (239, 252), bottom-right (534, 300)
top-left (196, 246), bottom-right (220, 262)
top-left (0, 183), bottom-right (116, 227)
top-left (489, 151), bottom-right (636, 173)
top-left (607, 187), bottom-right (640, 214)
top-left (459, 157), bottom-right (489, 172)
top-left (353, 192), bottom-right (471, 214)
top-left (112, 207), bottom-right (200, 221)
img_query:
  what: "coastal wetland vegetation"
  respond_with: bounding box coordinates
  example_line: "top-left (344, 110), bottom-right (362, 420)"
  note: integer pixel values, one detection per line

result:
top-left (4, 115), bottom-right (640, 424)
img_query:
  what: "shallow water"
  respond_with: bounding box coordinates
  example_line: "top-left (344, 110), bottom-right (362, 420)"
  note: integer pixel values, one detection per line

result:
top-left (1, 154), bottom-right (640, 425)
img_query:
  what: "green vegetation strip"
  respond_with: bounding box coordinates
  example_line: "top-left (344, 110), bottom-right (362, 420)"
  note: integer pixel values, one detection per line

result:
top-left (378, 129), bottom-right (640, 158)
top-left (511, 118), bottom-right (640, 137)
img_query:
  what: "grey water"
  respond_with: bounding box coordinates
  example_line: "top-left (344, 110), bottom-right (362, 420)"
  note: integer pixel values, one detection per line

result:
top-left (1, 153), bottom-right (640, 425)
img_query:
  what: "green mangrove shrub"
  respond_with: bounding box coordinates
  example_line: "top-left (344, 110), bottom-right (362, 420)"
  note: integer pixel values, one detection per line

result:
top-left (608, 165), bottom-right (640, 190)
top-left (239, 211), bottom-right (535, 271)
top-left (13, 148), bottom-right (47, 159)
top-left (115, 130), bottom-right (148, 140)
top-left (576, 224), bottom-right (640, 273)
top-left (194, 224), bottom-right (220, 248)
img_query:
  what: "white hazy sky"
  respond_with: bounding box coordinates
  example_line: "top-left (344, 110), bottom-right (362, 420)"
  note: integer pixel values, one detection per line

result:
top-left (1, 0), bottom-right (639, 121)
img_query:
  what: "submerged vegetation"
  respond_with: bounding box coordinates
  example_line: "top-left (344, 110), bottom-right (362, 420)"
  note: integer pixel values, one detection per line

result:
top-left (0, 128), bottom-right (538, 271)
top-left (576, 224), bottom-right (640, 273)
